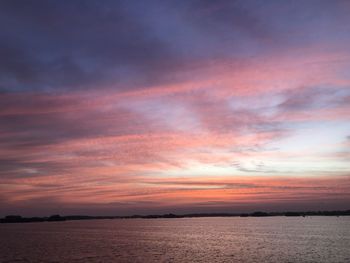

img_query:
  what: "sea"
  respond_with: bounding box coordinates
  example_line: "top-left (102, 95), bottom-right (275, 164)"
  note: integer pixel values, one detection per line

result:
top-left (0, 217), bottom-right (349, 262)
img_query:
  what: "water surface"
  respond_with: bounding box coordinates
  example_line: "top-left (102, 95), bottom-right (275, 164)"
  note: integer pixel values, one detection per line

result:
top-left (1, 217), bottom-right (349, 262)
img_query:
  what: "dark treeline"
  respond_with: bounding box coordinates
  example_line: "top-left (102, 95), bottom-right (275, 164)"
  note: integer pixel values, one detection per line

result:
top-left (1, 210), bottom-right (349, 223)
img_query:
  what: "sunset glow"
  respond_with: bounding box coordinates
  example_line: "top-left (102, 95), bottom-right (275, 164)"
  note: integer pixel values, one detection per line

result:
top-left (0, 0), bottom-right (349, 216)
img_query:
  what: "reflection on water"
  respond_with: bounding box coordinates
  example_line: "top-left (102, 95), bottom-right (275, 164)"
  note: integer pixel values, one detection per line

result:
top-left (0, 217), bottom-right (349, 262)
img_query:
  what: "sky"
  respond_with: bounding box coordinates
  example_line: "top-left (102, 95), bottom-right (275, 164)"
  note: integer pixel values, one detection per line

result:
top-left (0, 0), bottom-right (349, 216)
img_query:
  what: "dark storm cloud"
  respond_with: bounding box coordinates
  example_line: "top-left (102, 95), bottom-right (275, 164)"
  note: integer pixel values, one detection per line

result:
top-left (0, 0), bottom-right (180, 91)
top-left (2, 0), bottom-right (349, 92)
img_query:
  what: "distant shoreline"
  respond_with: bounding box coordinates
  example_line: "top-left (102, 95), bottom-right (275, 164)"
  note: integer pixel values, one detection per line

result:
top-left (1, 210), bottom-right (349, 223)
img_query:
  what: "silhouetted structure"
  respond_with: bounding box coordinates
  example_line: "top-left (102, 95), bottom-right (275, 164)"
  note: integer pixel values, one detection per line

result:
top-left (1, 210), bottom-right (349, 223)
top-left (251, 211), bottom-right (269, 217)
top-left (47, 215), bottom-right (66, 221)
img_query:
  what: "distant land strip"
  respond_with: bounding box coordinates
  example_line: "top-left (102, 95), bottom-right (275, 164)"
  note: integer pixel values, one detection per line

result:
top-left (1, 210), bottom-right (350, 223)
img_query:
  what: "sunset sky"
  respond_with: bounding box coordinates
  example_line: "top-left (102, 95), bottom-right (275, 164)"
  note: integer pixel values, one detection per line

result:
top-left (0, 0), bottom-right (349, 216)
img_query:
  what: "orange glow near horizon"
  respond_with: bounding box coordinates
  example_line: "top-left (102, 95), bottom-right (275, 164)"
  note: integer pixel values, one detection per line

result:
top-left (0, 1), bottom-right (350, 216)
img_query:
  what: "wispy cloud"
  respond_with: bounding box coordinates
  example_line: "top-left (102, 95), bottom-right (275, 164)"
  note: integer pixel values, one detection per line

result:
top-left (0, 0), bottom-right (350, 216)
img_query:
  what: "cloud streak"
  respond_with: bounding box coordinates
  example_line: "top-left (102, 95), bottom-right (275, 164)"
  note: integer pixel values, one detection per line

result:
top-left (0, 0), bottom-right (350, 216)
